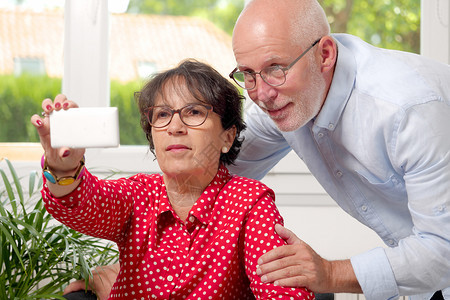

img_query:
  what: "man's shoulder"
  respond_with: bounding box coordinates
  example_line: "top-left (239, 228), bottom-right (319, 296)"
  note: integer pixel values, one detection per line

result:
top-left (333, 34), bottom-right (448, 108)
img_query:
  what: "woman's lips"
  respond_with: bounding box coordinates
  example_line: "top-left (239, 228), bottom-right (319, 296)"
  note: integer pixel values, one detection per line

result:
top-left (166, 144), bottom-right (190, 151)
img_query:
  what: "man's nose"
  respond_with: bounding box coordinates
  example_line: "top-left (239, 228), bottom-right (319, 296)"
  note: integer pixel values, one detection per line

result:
top-left (252, 75), bottom-right (277, 103)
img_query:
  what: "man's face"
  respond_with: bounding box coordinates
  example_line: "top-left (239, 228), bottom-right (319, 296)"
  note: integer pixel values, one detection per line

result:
top-left (232, 13), bottom-right (326, 132)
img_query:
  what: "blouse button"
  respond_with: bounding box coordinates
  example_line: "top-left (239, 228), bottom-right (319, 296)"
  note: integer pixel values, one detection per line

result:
top-left (167, 275), bottom-right (174, 282)
top-left (189, 215), bottom-right (195, 223)
top-left (317, 132), bottom-right (324, 138)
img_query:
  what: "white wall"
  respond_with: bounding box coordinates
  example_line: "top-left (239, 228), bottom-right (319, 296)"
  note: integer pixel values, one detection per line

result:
top-left (421, 0), bottom-right (450, 64)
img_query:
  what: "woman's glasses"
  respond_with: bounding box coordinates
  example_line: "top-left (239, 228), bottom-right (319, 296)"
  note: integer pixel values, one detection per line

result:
top-left (146, 103), bottom-right (213, 128)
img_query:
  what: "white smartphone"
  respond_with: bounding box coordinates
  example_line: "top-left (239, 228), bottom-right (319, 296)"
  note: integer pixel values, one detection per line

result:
top-left (50, 107), bottom-right (120, 148)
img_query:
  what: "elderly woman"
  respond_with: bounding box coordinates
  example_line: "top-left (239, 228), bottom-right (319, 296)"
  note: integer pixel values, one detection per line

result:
top-left (31, 60), bottom-right (314, 300)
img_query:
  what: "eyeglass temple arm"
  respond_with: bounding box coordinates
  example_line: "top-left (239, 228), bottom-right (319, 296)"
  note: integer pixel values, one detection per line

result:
top-left (229, 67), bottom-right (238, 79)
top-left (285, 38), bottom-right (321, 70)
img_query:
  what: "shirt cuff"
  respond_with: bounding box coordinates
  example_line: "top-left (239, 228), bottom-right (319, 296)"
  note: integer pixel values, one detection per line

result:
top-left (350, 247), bottom-right (399, 300)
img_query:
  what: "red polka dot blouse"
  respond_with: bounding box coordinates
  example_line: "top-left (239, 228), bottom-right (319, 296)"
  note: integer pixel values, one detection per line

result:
top-left (42, 165), bottom-right (314, 300)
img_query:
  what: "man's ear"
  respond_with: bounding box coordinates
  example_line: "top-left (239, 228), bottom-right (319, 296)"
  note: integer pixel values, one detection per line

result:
top-left (318, 36), bottom-right (337, 73)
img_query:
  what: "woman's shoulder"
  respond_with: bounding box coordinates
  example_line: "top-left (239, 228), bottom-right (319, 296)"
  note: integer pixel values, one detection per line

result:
top-left (128, 172), bottom-right (163, 184)
top-left (225, 175), bottom-right (275, 201)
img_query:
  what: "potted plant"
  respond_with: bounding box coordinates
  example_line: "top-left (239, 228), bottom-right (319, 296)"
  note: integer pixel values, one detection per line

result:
top-left (0, 158), bottom-right (118, 299)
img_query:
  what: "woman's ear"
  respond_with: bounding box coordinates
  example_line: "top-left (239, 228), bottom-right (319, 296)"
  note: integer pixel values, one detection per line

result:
top-left (318, 36), bottom-right (337, 73)
top-left (222, 125), bottom-right (237, 152)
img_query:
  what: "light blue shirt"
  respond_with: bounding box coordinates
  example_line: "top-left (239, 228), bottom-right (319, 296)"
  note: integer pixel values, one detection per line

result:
top-left (229, 34), bottom-right (450, 300)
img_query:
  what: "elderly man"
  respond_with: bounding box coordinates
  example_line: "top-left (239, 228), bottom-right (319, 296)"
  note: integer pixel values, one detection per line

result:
top-left (228, 0), bottom-right (450, 299)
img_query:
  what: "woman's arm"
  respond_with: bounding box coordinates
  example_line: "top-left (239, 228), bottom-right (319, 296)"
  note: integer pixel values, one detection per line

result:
top-left (242, 192), bottom-right (314, 299)
top-left (42, 171), bottom-right (148, 242)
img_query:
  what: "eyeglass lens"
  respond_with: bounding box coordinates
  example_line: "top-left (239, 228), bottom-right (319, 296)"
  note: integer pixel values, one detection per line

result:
top-left (148, 104), bottom-right (211, 128)
top-left (232, 66), bottom-right (285, 88)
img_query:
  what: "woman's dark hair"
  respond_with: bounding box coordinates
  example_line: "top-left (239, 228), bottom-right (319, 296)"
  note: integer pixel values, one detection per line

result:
top-left (136, 59), bottom-right (246, 165)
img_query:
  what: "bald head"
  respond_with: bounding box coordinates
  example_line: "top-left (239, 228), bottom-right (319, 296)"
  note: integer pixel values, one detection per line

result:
top-left (233, 0), bottom-right (330, 48)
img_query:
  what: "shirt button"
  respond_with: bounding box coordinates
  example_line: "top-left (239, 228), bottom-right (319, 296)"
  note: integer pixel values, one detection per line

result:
top-left (328, 123), bottom-right (334, 130)
top-left (361, 205), bottom-right (368, 212)
top-left (317, 132), bottom-right (324, 138)
top-left (167, 275), bottom-right (174, 282)
top-left (189, 215), bottom-right (195, 223)
top-left (336, 171), bottom-right (343, 178)
top-left (387, 239), bottom-right (395, 246)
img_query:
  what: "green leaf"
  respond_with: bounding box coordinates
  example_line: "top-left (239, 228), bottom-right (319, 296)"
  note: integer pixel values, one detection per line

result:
top-left (28, 170), bottom-right (38, 198)
top-left (0, 166), bottom-right (16, 216)
top-left (1, 160), bottom-right (119, 298)
top-left (0, 220), bottom-right (27, 274)
top-left (5, 159), bottom-right (25, 207)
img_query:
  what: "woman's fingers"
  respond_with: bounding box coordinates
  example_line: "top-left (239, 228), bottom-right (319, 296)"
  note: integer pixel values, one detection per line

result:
top-left (42, 94), bottom-right (79, 114)
top-left (32, 95), bottom-right (86, 171)
top-left (30, 113), bottom-right (51, 150)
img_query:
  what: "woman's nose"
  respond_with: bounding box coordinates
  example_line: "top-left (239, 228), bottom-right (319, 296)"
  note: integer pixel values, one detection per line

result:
top-left (166, 112), bottom-right (187, 134)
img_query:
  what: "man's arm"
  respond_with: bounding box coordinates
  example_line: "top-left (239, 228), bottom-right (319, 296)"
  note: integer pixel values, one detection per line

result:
top-left (256, 224), bottom-right (362, 294)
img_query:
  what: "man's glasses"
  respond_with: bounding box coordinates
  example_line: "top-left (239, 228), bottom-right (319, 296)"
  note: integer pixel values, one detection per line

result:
top-left (146, 103), bottom-right (213, 128)
top-left (229, 38), bottom-right (322, 90)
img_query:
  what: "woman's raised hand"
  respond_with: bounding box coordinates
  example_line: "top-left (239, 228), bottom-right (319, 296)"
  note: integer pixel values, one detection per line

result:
top-left (30, 94), bottom-right (86, 182)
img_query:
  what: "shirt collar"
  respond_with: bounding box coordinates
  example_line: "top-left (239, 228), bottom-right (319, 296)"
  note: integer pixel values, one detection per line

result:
top-left (156, 164), bottom-right (232, 225)
top-left (314, 35), bottom-right (357, 130)
top-left (189, 164), bottom-right (232, 225)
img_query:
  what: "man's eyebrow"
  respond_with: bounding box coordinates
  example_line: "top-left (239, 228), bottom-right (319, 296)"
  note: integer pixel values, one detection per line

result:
top-left (236, 55), bottom-right (285, 71)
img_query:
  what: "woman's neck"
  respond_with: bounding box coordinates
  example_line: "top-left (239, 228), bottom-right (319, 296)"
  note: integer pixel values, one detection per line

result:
top-left (163, 170), bottom-right (216, 221)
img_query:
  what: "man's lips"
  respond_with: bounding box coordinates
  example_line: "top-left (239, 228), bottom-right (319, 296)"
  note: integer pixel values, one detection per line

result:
top-left (265, 104), bottom-right (289, 119)
top-left (166, 144), bottom-right (191, 151)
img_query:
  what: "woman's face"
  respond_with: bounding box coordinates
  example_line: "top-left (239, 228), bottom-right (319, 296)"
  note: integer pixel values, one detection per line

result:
top-left (151, 81), bottom-right (235, 179)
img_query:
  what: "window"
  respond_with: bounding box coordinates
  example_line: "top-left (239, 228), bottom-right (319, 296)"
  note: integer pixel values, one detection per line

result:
top-left (137, 61), bottom-right (157, 79)
top-left (13, 57), bottom-right (46, 76)
top-left (0, 0), bottom-right (447, 151)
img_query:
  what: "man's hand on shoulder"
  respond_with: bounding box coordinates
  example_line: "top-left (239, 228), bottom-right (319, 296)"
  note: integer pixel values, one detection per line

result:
top-left (256, 224), bottom-right (362, 294)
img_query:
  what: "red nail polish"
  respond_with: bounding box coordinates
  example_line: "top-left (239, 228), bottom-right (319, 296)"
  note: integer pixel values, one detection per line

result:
top-left (46, 105), bottom-right (52, 110)
top-left (36, 119), bottom-right (43, 126)
top-left (62, 150), bottom-right (70, 157)
top-left (55, 103), bottom-right (61, 109)
top-left (63, 102), bottom-right (69, 109)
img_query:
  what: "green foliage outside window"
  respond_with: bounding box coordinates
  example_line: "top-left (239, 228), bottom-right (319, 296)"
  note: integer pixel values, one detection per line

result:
top-left (110, 80), bottom-right (148, 145)
top-left (0, 74), bottom-right (60, 143)
top-left (0, 74), bottom-right (148, 145)
top-left (320, 0), bottom-right (420, 53)
top-left (127, 0), bottom-right (420, 54)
